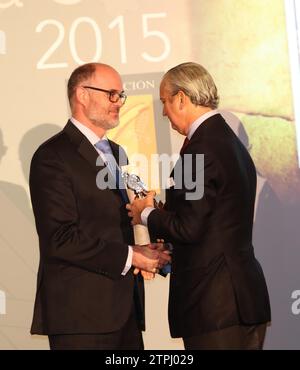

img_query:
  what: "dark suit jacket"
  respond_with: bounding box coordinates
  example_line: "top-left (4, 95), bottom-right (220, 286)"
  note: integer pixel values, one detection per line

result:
top-left (148, 114), bottom-right (271, 338)
top-left (30, 121), bottom-right (144, 335)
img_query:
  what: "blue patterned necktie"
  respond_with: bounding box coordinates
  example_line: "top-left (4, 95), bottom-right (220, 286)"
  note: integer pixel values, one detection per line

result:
top-left (95, 139), bottom-right (129, 203)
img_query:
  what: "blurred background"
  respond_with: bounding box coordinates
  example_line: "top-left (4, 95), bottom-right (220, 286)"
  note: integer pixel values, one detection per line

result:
top-left (0, 0), bottom-right (299, 349)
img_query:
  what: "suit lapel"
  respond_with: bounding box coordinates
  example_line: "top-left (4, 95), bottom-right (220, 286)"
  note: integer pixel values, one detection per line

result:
top-left (109, 140), bottom-right (120, 164)
top-left (63, 120), bottom-right (105, 172)
top-left (108, 139), bottom-right (128, 167)
top-left (63, 121), bottom-right (128, 202)
top-left (108, 139), bottom-right (130, 203)
top-left (78, 138), bottom-right (105, 172)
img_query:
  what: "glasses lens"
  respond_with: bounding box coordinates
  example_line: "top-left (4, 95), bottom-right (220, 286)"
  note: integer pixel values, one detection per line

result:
top-left (120, 94), bottom-right (127, 104)
top-left (109, 91), bottom-right (126, 104)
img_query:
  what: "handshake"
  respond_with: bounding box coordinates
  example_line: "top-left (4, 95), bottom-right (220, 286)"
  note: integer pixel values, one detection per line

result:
top-left (132, 241), bottom-right (172, 280)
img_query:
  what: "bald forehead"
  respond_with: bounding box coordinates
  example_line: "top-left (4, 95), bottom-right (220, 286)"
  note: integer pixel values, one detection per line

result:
top-left (95, 64), bottom-right (119, 75)
top-left (91, 64), bottom-right (122, 90)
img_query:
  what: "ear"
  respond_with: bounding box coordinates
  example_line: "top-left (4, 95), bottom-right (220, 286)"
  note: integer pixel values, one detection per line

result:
top-left (75, 86), bottom-right (89, 107)
top-left (177, 90), bottom-right (186, 110)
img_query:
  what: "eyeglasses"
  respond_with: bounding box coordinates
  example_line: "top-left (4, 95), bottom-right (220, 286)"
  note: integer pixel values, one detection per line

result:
top-left (82, 86), bottom-right (127, 105)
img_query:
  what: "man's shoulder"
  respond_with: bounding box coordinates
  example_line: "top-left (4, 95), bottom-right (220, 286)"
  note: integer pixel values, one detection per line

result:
top-left (32, 127), bottom-right (70, 161)
top-left (191, 114), bottom-right (242, 149)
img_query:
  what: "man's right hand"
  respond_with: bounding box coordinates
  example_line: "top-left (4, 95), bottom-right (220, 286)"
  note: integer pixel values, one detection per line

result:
top-left (132, 243), bottom-right (171, 274)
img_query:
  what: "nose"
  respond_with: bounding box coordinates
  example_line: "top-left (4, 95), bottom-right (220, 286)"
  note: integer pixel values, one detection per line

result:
top-left (114, 99), bottom-right (123, 108)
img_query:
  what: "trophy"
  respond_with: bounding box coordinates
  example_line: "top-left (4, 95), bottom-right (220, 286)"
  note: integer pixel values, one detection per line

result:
top-left (122, 171), bottom-right (171, 275)
top-left (122, 172), bottom-right (162, 208)
top-left (122, 172), bottom-right (148, 197)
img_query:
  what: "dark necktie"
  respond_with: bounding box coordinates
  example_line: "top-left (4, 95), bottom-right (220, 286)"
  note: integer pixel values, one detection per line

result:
top-left (180, 137), bottom-right (190, 155)
top-left (95, 140), bottom-right (129, 203)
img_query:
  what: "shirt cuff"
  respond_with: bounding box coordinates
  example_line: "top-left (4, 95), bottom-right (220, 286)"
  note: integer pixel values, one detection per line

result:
top-left (141, 207), bottom-right (155, 226)
top-left (121, 245), bottom-right (133, 276)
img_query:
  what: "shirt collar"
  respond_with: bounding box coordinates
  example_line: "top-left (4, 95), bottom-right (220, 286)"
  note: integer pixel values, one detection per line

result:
top-left (187, 109), bottom-right (219, 140)
top-left (70, 117), bottom-right (108, 146)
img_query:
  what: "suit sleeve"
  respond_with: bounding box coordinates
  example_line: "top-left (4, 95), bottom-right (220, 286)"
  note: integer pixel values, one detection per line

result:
top-left (29, 146), bottom-right (129, 279)
top-left (148, 152), bottom-right (218, 245)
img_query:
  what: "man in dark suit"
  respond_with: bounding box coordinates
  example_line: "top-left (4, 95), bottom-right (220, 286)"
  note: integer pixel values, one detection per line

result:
top-left (127, 62), bottom-right (271, 349)
top-left (29, 63), bottom-right (170, 350)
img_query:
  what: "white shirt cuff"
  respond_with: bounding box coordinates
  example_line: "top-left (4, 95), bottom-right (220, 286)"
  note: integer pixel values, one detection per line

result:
top-left (121, 245), bottom-right (133, 276)
top-left (141, 207), bottom-right (155, 226)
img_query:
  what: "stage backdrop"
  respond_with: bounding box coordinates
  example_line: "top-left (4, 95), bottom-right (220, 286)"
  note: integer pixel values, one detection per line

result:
top-left (0, 0), bottom-right (299, 349)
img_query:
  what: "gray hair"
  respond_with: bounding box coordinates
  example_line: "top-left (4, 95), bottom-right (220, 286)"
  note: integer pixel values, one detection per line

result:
top-left (162, 62), bottom-right (219, 109)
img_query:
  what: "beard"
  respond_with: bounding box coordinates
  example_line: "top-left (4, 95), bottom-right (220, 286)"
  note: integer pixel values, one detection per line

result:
top-left (88, 110), bottom-right (120, 130)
